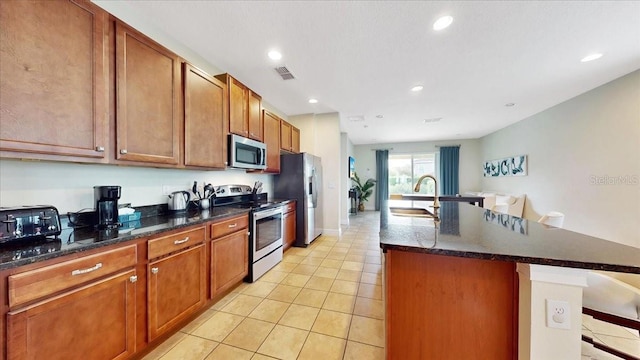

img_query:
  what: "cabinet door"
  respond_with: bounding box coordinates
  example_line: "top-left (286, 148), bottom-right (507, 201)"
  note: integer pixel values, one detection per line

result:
top-left (283, 209), bottom-right (296, 252)
top-left (228, 78), bottom-right (248, 137)
top-left (263, 110), bottom-right (281, 173)
top-left (211, 230), bottom-right (248, 296)
top-left (291, 126), bottom-right (300, 153)
top-left (184, 64), bottom-right (227, 168)
top-left (148, 244), bottom-right (206, 340)
top-left (0, 0), bottom-right (108, 159)
top-left (7, 270), bottom-right (137, 360)
top-left (280, 120), bottom-right (292, 152)
top-left (115, 22), bottom-right (181, 165)
top-left (247, 91), bottom-right (263, 141)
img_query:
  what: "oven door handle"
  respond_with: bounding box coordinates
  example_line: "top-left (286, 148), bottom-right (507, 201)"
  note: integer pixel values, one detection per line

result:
top-left (254, 207), bottom-right (283, 220)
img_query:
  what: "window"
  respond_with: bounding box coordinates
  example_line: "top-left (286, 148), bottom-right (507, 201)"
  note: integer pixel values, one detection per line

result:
top-left (389, 153), bottom-right (437, 195)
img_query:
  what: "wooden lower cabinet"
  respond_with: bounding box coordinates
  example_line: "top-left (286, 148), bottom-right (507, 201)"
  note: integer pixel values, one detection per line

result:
top-left (211, 230), bottom-right (248, 297)
top-left (7, 270), bottom-right (137, 360)
top-left (147, 244), bottom-right (206, 340)
top-left (283, 202), bottom-right (296, 252)
top-left (385, 250), bottom-right (518, 359)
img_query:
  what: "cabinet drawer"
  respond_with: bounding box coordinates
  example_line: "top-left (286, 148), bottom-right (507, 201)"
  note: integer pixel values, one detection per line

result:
top-left (210, 215), bottom-right (248, 239)
top-left (8, 245), bottom-right (137, 308)
top-left (148, 226), bottom-right (205, 260)
top-left (284, 202), bottom-right (296, 213)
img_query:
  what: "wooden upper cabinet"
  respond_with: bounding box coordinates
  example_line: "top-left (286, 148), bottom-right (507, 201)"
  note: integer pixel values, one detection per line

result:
top-left (291, 126), bottom-right (300, 153)
top-left (280, 120), bottom-right (299, 153)
top-left (115, 21), bottom-right (181, 165)
top-left (227, 76), bottom-right (248, 137)
top-left (280, 120), bottom-right (292, 152)
top-left (215, 74), bottom-right (263, 141)
top-left (0, 0), bottom-right (108, 159)
top-left (248, 91), bottom-right (263, 141)
top-left (263, 110), bottom-right (281, 173)
top-left (184, 63), bottom-right (227, 168)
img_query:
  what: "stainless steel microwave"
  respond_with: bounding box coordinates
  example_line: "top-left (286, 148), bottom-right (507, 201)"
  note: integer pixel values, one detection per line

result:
top-left (228, 134), bottom-right (267, 170)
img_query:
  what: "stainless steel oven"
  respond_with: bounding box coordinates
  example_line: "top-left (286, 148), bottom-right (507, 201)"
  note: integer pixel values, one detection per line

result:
top-left (249, 205), bottom-right (283, 282)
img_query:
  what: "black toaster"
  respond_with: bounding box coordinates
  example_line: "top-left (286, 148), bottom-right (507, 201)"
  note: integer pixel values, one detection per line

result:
top-left (0, 205), bottom-right (62, 244)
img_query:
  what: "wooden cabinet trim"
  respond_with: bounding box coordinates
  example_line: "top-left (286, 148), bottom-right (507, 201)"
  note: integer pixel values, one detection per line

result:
top-left (8, 244), bottom-right (137, 308)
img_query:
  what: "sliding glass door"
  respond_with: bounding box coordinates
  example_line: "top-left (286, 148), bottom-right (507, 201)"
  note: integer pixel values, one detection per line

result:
top-left (389, 153), bottom-right (437, 207)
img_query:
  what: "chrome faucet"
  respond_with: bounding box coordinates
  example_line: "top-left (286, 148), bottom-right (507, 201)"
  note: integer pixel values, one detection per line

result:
top-left (414, 174), bottom-right (440, 209)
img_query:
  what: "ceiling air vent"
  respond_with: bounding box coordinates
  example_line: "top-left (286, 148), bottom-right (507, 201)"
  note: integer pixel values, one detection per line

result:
top-left (274, 66), bottom-right (295, 80)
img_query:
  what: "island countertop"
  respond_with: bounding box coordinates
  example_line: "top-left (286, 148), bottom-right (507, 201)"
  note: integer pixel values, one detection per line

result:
top-left (379, 201), bottom-right (640, 274)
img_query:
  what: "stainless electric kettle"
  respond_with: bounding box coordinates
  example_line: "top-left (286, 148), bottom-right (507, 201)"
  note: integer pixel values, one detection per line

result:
top-left (168, 190), bottom-right (190, 212)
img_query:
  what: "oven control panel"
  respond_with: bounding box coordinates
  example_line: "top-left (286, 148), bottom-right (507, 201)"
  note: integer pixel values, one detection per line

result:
top-left (0, 205), bottom-right (62, 243)
top-left (215, 185), bottom-right (252, 197)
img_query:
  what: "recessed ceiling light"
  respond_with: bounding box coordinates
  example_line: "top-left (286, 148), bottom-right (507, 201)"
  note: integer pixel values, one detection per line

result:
top-left (268, 50), bottom-right (282, 60)
top-left (411, 85), bottom-right (424, 92)
top-left (505, 103), bottom-right (515, 107)
top-left (433, 16), bottom-right (453, 31)
top-left (376, 115), bottom-right (384, 119)
top-left (308, 98), bottom-right (318, 104)
top-left (581, 53), bottom-right (603, 62)
top-left (423, 117), bottom-right (442, 123)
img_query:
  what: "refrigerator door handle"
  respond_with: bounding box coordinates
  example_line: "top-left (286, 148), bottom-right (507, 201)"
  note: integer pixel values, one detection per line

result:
top-left (310, 170), bottom-right (318, 208)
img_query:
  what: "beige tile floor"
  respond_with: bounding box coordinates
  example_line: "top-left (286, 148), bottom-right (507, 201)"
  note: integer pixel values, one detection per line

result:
top-left (141, 210), bottom-right (639, 360)
top-left (143, 211), bottom-right (384, 360)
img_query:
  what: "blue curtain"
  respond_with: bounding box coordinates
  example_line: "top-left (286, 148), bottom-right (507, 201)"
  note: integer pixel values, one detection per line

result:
top-left (375, 150), bottom-right (389, 211)
top-left (439, 146), bottom-right (460, 195)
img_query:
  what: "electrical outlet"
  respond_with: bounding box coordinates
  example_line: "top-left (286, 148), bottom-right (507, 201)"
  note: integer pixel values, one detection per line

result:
top-left (162, 185), bottom-right (172, 195)
top-left (546, 299), bottom-right (571, 329)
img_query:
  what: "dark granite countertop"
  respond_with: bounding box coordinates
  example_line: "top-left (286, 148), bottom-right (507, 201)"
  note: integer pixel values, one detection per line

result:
top-left (380, 201), bottom-right (640, 274)
top-left (0, 205), bottom-right (252, 271)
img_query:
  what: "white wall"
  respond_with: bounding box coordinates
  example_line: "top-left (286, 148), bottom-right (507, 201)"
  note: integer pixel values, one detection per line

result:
top-left (341, 133), bottom-right (355, 225)
top-left (0, 159), bottom-right (272, 213)
top-left (289, 113), bottom-right (343, 236)
top-left (353, 139), bottom-right (483, 210)
top-left (481, 69), bottom-right (640, 248)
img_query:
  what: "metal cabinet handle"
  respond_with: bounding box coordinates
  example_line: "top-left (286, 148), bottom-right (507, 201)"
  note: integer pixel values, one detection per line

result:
top-left (174, 237), bottom-right (189, 245)
top-left (130, 275), bottom-right (138, 283)
top-left (151, 267), bottom-right (159, 274)
top-left (72, 263), bottom-right (103, 276)
top-left (228, 223), bottom-right (237, 228)
top-left (120, 149), bottom-right (128, 154)
top-left (95, 146), bottom-right (105, 152)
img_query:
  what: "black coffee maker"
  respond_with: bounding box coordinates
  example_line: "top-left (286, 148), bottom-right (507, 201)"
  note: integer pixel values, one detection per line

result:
top-left (94, 186), bottom-right (121, 229)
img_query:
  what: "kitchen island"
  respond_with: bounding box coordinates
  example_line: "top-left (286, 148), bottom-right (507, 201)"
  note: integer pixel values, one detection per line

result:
top-left (380, 201), bottom-right (640, 359)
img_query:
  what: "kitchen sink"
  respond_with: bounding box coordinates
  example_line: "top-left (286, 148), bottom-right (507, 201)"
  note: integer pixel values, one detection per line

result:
top-left (389, 207), bottom-right (437, 218)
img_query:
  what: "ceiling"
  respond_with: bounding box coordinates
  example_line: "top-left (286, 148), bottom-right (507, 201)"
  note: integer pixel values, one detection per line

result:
top-left (109, 1), bottom-right (639, 145)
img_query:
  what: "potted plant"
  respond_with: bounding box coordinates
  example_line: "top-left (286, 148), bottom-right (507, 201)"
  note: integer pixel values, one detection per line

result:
top-left (351, 172), bottom-right (376, 211)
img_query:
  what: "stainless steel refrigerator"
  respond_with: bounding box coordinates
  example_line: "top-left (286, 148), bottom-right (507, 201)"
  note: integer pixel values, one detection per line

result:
top-left (274, 153), bottom-right (322, 246)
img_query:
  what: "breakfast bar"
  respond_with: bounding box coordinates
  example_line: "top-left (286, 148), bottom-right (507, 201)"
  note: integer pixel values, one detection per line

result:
top-left (380, 201), bottom-right (640, 359)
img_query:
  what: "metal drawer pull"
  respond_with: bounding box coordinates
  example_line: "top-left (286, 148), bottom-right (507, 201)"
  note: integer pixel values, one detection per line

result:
top-left (174, 237), bottom-right (189, 245)
top-left (228, 223), bottom-right (237, 228)
top-left (120, 149), bottom-right (128, 154)
top-left (95, 146), bottom-right (105, 152)
top-left (130, 275), bottom-right (138, 283)
top-left (71, 263), bottom-right (103, 276)
top-left (151, 267), bottom-right (159, 274)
